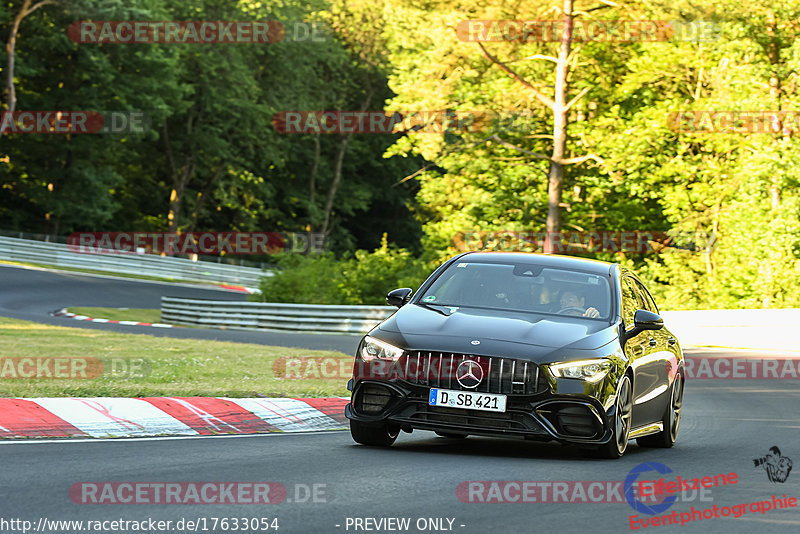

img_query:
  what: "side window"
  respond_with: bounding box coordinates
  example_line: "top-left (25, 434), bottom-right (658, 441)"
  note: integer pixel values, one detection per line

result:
top-left (634, 280), bottom-right (659, 314)
top-left (620, 277), bottom-right (639, 328)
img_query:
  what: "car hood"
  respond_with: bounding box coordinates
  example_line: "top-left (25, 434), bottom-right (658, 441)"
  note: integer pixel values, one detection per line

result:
top-left (375, 303), bottom-right (619, 363)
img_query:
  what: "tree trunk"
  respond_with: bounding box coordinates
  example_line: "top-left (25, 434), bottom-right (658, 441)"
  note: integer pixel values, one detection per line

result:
top-left (163, 120), bottom-right (197, 233)
top-left (167, 158), bottom-right (195, 234)
top-left (2, 0), bottom-right (52, 136)
top-left (319, 85), bottom-right (373, 237)
top-left (766, 8), bottom-right (782, 211)
top-left (321, 135), bottom-right (350, 236)
top-left (544, 0), bottom-right (574, 254)
top-left (309, 133), bottom-right (320, 205)
top-left (187, 167), bottom-right (223, 233)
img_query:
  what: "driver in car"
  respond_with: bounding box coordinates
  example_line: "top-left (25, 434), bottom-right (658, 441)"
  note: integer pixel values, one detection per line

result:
top-left (558, 290), bottom-right (600, 318)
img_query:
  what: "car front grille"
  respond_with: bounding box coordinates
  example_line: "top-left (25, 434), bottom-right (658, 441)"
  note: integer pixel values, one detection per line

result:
top-left (401, 351), bottom-right (543, 395)
top-left (409, 404), bottom-right (531, 431)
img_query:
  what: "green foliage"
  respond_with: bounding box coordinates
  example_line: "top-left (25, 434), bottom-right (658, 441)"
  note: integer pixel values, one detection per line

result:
top-left (0, 0), bottom-right (421, 250)
top-left (3, 0), bottom-right (800, 309)
top-left (381, 0), bottom-right (800, 310)
top-left (255, 235), bottom-right (432, 304)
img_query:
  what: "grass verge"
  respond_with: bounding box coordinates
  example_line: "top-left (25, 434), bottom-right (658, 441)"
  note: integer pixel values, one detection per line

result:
top-left (67, 307), bottom-right (163, 324)
top-left (0, 317), bottom-right (351, 398)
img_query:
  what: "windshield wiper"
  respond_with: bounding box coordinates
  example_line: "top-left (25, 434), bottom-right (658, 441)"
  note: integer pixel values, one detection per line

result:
top-left (415, 302), bottom-right (459, 316)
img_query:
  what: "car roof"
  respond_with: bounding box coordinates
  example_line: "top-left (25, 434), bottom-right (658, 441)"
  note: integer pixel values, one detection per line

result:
top-left (458, 251), bottom-right (616, 276)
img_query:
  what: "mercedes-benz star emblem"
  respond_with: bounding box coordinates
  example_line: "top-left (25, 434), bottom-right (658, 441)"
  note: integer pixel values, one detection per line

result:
top-left (470, 340), bottom-right (480, 345)
top-left (456, 360), bottom-right (484, 389)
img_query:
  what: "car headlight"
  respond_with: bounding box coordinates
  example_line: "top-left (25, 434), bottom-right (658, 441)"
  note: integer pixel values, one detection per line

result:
top-left (360, 336), bottom-right (404, 362)
top-left (548, 359), bottom-right (611, 382)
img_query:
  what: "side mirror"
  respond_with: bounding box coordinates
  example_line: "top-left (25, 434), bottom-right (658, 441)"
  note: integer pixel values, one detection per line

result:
top-left (635, 309), bottom-right (664, 330)
top-left (386, 288), bottom-right (413, 308)
top-left (625, 309), bottom-right (664, 340)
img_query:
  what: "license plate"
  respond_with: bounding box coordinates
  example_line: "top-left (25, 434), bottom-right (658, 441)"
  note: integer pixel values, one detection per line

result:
top-left (428, 388), bottom-right (507, 413)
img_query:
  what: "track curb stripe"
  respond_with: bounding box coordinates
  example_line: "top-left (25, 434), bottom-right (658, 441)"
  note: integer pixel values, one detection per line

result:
top-left (50, 308), bottom-right (174, 328)
top-left (0, 397), bottom-right (349, 439)
top-left (218, 284), bottom-right (259, 294)
top-left (0, 398), bottom-right (87, 438)
top-left (142, 397), bottom-right (281, 435)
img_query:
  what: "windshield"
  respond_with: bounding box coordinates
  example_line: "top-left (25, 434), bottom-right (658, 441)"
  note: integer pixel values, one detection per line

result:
top-left (418, 261), bottom-right (612, 320)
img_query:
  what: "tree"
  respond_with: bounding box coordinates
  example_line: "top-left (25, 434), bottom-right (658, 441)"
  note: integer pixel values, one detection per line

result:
top-left (383, 0), bottom-right (632, 257)
top-left (474, 0), bottom-right (603, 252)
top-left (1, 0), bottom-right (54, 137)
top-left (0, 0), bottom-right (183, 233)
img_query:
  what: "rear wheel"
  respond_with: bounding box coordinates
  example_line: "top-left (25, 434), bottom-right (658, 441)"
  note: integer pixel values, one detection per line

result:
top-left (350, 420), bottom-right (399, 447)
top-left (637, 373), bottom-right (683, 448)
top-left (590, 374), bottom-right (633, 459)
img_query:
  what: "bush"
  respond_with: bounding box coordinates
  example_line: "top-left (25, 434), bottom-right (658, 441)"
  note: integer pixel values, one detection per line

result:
top-left (254, 236), bottom-right (433, 305)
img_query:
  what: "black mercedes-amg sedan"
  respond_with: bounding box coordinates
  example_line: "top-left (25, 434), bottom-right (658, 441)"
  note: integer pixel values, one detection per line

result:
top-left (345, 252), bottom-right (684, 458)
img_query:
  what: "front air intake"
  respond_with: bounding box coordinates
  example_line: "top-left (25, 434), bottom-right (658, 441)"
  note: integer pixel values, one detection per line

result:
top-left (356, 383), bottom-right (393, 414)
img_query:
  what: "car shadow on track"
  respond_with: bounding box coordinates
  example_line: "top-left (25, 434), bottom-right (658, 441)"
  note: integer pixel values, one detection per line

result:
top-left (352, 432), bottom-right (656, 462)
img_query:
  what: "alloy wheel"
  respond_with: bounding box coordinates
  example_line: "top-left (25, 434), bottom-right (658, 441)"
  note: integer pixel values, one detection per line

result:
top-left (669, 374), bottom-right (683, 442)
top-left (615, 376), bottom-right (633, 454)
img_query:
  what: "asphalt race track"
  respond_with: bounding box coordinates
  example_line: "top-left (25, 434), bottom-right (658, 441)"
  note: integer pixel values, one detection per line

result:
top-left (1, 265), bottom-right (799, 533)
top-left (0, 264), bottom-right (362, 353)
top-left (2, 382), bottom-right (799, 534)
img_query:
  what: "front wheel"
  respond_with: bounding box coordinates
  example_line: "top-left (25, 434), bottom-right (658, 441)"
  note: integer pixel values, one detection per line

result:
top-left (637, 372), bottom-right (683, 448)
top-left (350, 420), bottom-right (399, 447)
top-left (591, 374), bottom-right (633, 459)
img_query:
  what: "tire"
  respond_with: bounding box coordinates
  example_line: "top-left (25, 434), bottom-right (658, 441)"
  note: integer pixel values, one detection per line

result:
top-left (350, 420), bottom-right (399, 447)
top-left (435, 431), bottom-right (467, 439)
top-left (637, 372), bottom-right (683, 448)
top-left (590, 374), bottom-right (633, 459)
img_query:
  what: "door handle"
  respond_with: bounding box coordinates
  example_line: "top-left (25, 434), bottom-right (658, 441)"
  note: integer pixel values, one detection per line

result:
top-left (648, 338), bottom-right (657, 347)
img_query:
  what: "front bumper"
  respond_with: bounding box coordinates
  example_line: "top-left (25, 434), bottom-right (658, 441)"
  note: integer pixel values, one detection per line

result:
top-left (345, 375), bottom-right (620, 446)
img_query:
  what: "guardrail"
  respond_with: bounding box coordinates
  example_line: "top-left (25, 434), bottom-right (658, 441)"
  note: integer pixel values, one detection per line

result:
top-left (660, 309), bottom-right (799, 351)
top-left (161, 297), bottom-right (395, 334)
top-left (0, 236), bottom-right (267, 288)
top-left (160, 297), bottom-right (800, 349)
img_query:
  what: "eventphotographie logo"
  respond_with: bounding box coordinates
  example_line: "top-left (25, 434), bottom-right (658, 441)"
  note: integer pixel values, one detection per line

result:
top-left (754, 446), bottom-right (793, 483)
